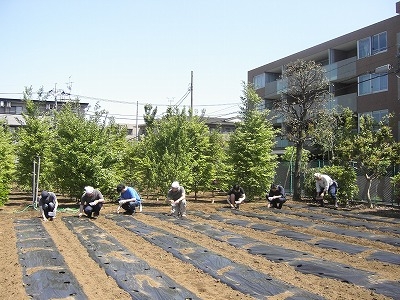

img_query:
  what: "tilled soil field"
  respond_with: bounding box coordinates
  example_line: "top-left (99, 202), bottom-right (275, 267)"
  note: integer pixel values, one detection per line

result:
top-left (1, 192), bottom-right (400, 300)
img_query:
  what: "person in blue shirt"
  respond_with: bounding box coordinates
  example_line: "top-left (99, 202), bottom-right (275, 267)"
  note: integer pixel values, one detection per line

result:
top-left (116, 184), bottom-right (142, 214)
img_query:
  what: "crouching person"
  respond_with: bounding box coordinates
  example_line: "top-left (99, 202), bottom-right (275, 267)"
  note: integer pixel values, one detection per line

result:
top-left (227, 184), bottom-right (246, 209)
top-left (116, 184), bottom-right (142, 215)
top-left (79, 186), bottom-right (105, 219)
top-left (266, 183), bottom-right (286, 209)
top-left (39, 190), bottom-right (58, 221)
top-left (167, 181), bottom-right (187, 219)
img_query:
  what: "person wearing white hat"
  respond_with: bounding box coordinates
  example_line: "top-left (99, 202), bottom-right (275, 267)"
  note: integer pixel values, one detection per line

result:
top-left (79, 186), bottom-right (105, 218)
top-left (167, 181), bottom-right (187, 218)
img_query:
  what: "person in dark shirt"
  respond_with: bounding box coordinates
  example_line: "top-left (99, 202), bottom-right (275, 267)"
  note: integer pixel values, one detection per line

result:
top-left (227, 184), bottom-right (246, 209)
top-left (266, 183), bottom-right (286, 209)
top-left (38, 190), bottom-right (58, 221)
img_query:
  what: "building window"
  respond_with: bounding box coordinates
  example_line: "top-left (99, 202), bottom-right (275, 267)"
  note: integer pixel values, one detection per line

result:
top-left (358, 37), bottom-right (371, 59)
top-left (358, 73), bottom-right (388, 96)
top-left (359, 109), bottom-right (389, 128)
top-left (253, 73), bottom-right (265, 89)
top-left (16, 106), bottom-right (23, 114)
top-left (372, 32), bottom-right (387, 55)
top-left (358, 32), bottom-right (387, 59)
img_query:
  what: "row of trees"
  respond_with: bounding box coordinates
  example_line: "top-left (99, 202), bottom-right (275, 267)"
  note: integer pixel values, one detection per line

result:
top-left (0, 59), bottom-right (399, 207)
top-left (0, 81), bottom-right (278, 205)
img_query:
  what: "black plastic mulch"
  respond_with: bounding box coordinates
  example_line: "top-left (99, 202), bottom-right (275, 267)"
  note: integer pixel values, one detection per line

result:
top-left (230, 209), bottom-right (400, 254)
top-left (107, 214), bottom-right (324, 300)
top-left (313, 225), bottom-right (400, 247)
top-left (14, 218), bottom-right (87, 300)
top-left (367, 251), bottom-right (400, 265)
top-left (312, 239), bottom-right (369, 254)
top-left (62, 216), bottom-right (199, 300)
top-left (187, 211), bottom-right (400, 299)
top-left (278, 206), bottom-right (400, 236)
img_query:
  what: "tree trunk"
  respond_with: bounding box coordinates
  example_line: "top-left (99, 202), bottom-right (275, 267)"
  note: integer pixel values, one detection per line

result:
top-left (293, 142), bottom-right (303, 200)
top-left (365, 174), bottom-right (373, 208)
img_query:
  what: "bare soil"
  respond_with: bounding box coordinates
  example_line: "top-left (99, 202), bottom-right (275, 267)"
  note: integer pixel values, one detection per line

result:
top-left (1, 191), bottom-right (399, 300)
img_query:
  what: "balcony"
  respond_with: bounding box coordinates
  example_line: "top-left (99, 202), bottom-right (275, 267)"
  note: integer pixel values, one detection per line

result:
top-left (329, 93), bottom-right (357, 112)
top-left (324, 56), bottom-right (357, 82)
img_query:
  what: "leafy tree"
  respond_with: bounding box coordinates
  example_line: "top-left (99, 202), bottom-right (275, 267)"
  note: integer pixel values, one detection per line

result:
top-left (142, 104), bottom-right (158, 136)
top-left (390, 143), bottom-right (400, 204)
top-left (311, 111), bottom-right (338, 160)
top-left (275, 59), bottom-right (331, 200)
top-left (0, 120), bottom-right (16, 206)
top-left (228, 82), bottom-right (278, 201)
top-left (282, 146), bottom-right (310, 169)
top-left (15, 88), bottom-right (54, 191)
top-left (52, 102), bottom-right (128, 199)
top-left (331, 108), bottom-right (358, 166)
top-left (208, 128), bottom-right (229, 191)
top-left (135, 107), bottom-right (224, 199)
top-left (350, 115), bottom-right (397, 207)
top-left (335, 110), bottom-right (397, 207)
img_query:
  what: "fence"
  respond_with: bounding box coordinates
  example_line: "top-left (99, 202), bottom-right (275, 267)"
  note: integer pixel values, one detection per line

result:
top-left (275, 160), bottom-right (399, 205)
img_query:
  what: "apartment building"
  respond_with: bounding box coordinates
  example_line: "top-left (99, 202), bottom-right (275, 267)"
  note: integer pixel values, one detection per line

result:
top-left (0, 97), bottom-right (89, 131)
top-left (248, 2), bottom-right (400, 154)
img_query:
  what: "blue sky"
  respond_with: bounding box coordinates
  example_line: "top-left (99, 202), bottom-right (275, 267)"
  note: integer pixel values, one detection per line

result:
top-left (0, 0), bottom-right (398, 124)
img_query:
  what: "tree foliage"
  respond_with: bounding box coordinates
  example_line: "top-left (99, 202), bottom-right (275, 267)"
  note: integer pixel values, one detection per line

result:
top-left (134, 107), bottom-right (224, 199)
top-left (15, 88), bottom-right (54, 190)
top-left (52, 102), bottom-right (128, 199)
top-left (0, 120), bottom-right (16, 205)
top-left (228, 82), bottom-right (278, 200)
top-left (334, 110), bottom-right (397, 207)
top-left (275, 59), bottom-right (331, 200)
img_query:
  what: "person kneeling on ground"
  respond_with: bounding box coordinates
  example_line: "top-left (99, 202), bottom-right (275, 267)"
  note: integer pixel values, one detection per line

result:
top-left (79, 186), bottom-right (105, 219)
top-left (116, 184), bottom-right (142, 215)
top-left (266, 183), bottom-right (286, 209)
top-left (314, 173), bottom-right (338, 209)
top-left (167, 181), bottom-right (187, 219)
top-left (39, 190), bottom-right (58, 221)
top-left (227, 184), bottom-right (246, 209)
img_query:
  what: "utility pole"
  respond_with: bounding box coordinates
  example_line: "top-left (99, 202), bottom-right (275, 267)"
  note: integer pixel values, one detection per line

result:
top-left (66, 76), bottom-right (74, 99)
top-left (54, 83), bottom-right (58, 109)
top-left (190, 71), bottom-right (193, 112)
top-left (136, 101), bottom-right (139, 140)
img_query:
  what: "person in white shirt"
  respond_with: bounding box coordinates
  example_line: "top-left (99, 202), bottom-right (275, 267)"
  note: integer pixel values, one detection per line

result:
top-left (167, 181), bottom-right (187, 218)
top-left (314, 173), bottom-right (338, 208)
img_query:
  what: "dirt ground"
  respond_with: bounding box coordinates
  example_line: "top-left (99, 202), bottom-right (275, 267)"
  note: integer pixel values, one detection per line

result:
top-left (1, 191), bottom-right (400, 300)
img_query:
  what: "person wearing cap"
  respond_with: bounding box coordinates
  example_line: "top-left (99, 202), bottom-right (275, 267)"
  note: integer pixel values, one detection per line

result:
top-left (314, 173), bottom-right (338, 208)
top-left (167, 181), bottom-right (187, 218)
top-left (227, 184), bottom-right (246, 209)
top-left (266, 183), bottom-right (286, 209)
top-left (38, 190), bottom-right (58, 221)
top-left (79, 186), bottom-right (105, 218)
top-left (116, 184), bottom-right (142, 215)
